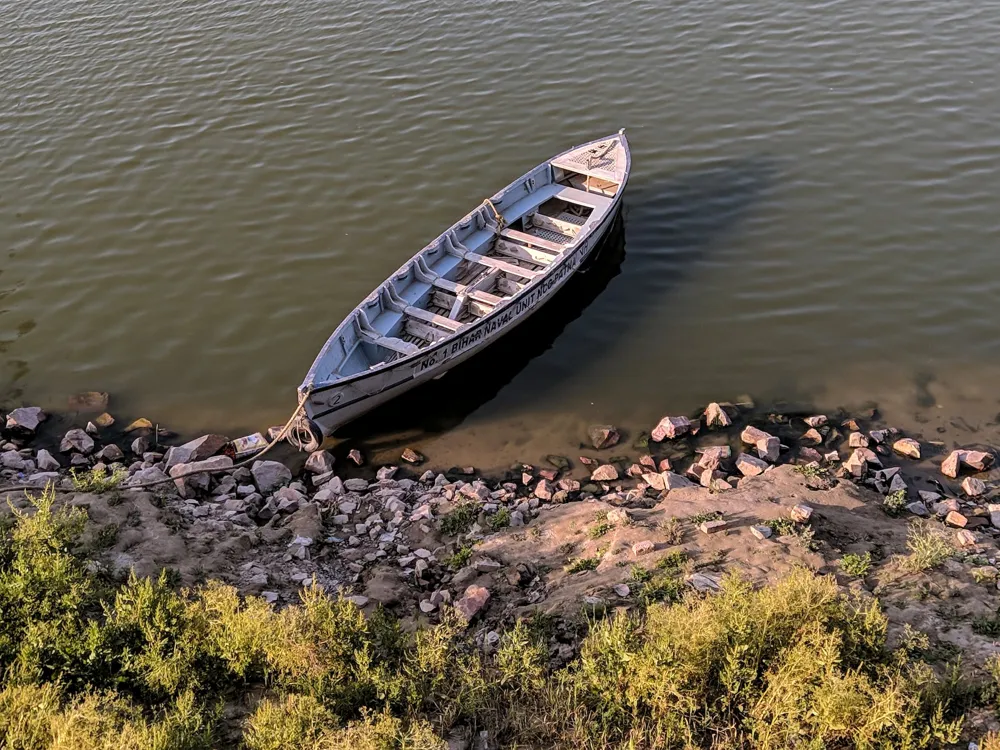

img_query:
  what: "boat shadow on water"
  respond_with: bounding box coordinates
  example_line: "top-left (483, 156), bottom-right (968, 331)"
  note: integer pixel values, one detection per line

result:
top-left (333, 155), bottom-right (777, 455)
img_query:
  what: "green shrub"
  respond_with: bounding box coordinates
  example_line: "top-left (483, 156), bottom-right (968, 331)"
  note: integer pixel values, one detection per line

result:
top-left (884, 489), bottom-right (908, 516)
top-left (587, 521), bottom-right (613, 539)
top-left (903, 522), bottom-right (952, 572)
top-left (71, 465), bottom-right (128, 493)
top-left (840, 552), bottom-right (872, 577)
top-left (440, 503), bottom-right (476, 536)
top-left (486, 507), bottom-right (511, 531)
top-left (565, 557), bottom-right (599, 573)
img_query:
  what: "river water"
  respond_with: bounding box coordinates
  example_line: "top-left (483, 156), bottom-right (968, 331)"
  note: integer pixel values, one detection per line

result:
top-left (5, 0), bottom-right (1000, 467)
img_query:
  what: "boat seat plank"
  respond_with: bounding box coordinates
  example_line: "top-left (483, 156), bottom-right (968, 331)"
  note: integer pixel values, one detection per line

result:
top-left (404, 319), bottom-right (447, 344)
top-left (499, 227), bottom-right (566, 254)
top-left (494, 239), bottom-right (557, 267)
top-left (530, 213), bottom-right (581, 236)
top-left (361, 332), bottom-right (420, 356)
top-left (432, 277), bottom-right (464, 295)
top-left (404, 305), bottom-right (464, 332)
top-left (463, 252), bottom-right (539, 279)
top-left (550, 184), bottom-right (613, 212)
top-left (468, 289), bottom-right (503, 305)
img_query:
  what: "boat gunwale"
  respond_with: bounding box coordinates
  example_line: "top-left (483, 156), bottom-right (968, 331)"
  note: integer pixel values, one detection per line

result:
top-left (301, 132), bottom-right (631, 395)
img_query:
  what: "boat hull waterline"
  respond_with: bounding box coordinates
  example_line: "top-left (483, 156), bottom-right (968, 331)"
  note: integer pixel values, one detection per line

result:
top-left (293, 132), bottom-right (632, 449)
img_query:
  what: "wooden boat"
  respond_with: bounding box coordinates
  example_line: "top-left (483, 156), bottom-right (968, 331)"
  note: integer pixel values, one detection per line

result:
top-left (288, 131), bottom-right (631, 451)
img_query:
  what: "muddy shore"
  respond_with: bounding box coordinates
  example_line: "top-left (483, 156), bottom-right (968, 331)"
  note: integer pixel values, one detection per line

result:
top-left (5, 393), bottom-right (1000, 742)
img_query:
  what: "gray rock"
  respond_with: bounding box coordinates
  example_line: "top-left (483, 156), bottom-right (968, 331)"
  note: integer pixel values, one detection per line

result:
top-left (344, 478), bottom-right (369, 492)
top-left (1, 450), bottom-right (26, 471)
top-left (35, 449), bottom-right (60, 472)
top-left (127, 466), bottom-right (170, 487)
top-left (131, 436), bottom-right (150, 455)
top-left (251, 460), bottom-right (292, 493)
top-left (164, 446), bottom-right (195, 471)
top-left (6, 406), bottom-right (45, 433)
top-left (906, 501), bottom-right (929, 517)
top-left (60, 429), bottom-right (95, 455)
top-left (305, 450), bottom-right (335, 475)
top-left (662, 472), bottom-right (696, 490)
top-left (180, 434), bottom-right (229, 461)
top-left (97, 444), bottom-right (124, 463)
top-left (750, 524), bottom-right (772, 540)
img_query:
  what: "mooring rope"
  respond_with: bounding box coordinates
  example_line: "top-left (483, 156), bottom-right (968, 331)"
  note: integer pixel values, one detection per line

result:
top-left (481, 198), bottom-right (505, 230)
top-left (0, 392), bottom-right (312, 495)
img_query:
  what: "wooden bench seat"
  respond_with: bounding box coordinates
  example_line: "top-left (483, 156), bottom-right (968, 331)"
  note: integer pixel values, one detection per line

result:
top-left (499, 227), bottom-right (566, 254)
top-left (463, 252), bottom-right (539, 279)
top-left (404, 305), bottom-right (464, 332)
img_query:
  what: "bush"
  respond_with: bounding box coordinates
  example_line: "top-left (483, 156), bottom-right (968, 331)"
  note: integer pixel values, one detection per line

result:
top-left (903, 521), bottom-right (952, 572)
top-left (840, 552), bottom-right (872, 577)
top-left (71, 465), bottom-right (128, 493)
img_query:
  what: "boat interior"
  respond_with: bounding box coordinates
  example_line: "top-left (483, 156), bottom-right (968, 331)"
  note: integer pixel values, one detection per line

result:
top-left (308, 135), bottom-right (628, 384)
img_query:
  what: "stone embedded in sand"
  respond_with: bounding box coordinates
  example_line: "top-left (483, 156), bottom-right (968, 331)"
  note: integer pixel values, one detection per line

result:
top-left (804, 415), bottom-right (827, 428)
top-left (591, 464), bottom-right (619, 482)
top-left (578, 456), bottom-right (596, 467)
top-left (687, 572), bottom-right (722, 592)
top-left (801, 428), bottom-right (823, 446)
top-left (68, 391), bottom-right (109, 411)
top-left (642, 472), bottom-right (666, 492)
top-left (965, 450), bottom-right (994, 472)
top-left (632, 540), bottom-right (655, 555)
top-left (918, 490), bottom-right (942, 503)
top-left (848, 432), bottom-right (869, 449)
top-left (736, 453), bottom-right (768, 477)
top-left (756, 437), bottom-right (781, 463)
top-left (941, 451), bottom-right (964, 478)
top-left (251, 460), bottom-right (292, 493)
top-left (790, 504), bottom-right (814, 523)
top-left (612, 583), bottom-right (631, 597)
top-left (607, 508), bottom-right (631, 526)
top-left (699, 519), bottom-right (727, 534)
top-left (892, 438), bottom-right (921, 460)
top-left (534, 479), bottom-right (555, 501)
top-left (546, 455), bottom-right (571, 471)
top-left (35, 449), bottom-right (60, 472)
top-left (906, 501), bottom-right (929, 517)
top-left (945, 510), bottom-right (969, 528)
top-left (651, 416), bottom-right (691, 442)
top-left (704, 402), bottom-right (732, 428)
top-left (697, 445), bottom-right (732, 469)
top-left (962, 477), bottom-right (987, 497)
top-left (663, 472), bottom-right (696, 490)
top-left (750, 524), bottom-right (772, 540)
top-left (124, 418), bottom-right (153, 433)
top-left (955, 529), bottom-right (977, 548)
top-left (588, 424), bottom-right (620, 450)
top-left (59, 428), bottom-right (94, 455)
top-left (6, 406), bottom-right (45, 433)
top-left (400, 448), bottom-right (425, 465)
top-left (348, 449), bottom-right (364, 466)
top-left (455, 585), bottom-right (490, 622)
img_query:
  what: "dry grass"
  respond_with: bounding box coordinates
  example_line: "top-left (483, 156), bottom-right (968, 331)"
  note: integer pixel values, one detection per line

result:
top-left (902, 521), bottom-right (953, 572)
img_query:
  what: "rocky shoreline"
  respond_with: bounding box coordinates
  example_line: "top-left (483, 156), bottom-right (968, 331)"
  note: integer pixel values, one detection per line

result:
top-left (5, 394), bottom-right (1000, 737)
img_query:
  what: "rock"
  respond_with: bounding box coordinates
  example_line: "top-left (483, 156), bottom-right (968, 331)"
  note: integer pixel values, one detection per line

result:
top-left (0, 450), bottom-right (26, 470)
top-left (401, 448), bottom-right (425, 464)
top-left (736, 453), bottom-right (768, 477)
top-left (59, 429), bottom-right (95, 455)
top-left (455, 585), bottom-right (490, 622)
top-left (907, 501), bottom-right (929, 517)
top-left (741, 426), bottom-right (771, 445)
top-left (344, 478), bottom-right (368, 492)
top-left (918, 490), bottom-right (942, 503)
top-left (534, 479), bottom-right (555, 501)
top-left (591, 464), bottom-right (619, 482)
top-left (96, 444), bottom-right (123, 463)
top-left (823, 451), bottom-right (840, 463)
top-left (68, 391), bottom-right (108, 411)
top-left (348, 449), bottom-right (364, 466)
top-left (658, 458), bottom-right (672, 472)
top-left (697, 445), bottom-right (731, 469)
top-left (750, 524), bottom-right (772, 540)
top-left (473, 557), bottom-right (501, 573)
top-left (124, 418), bottom-right (153, 433)
top-left (85, 421), bottom-right (99, 435)
top-left (545, 455), bottom-right (571, 471)
top-left (172, 455), bottom-right (233, 477)
top-left (945, 511), bottom-right (969, 528)
top-left (790, 504), bottom-right (814, 523)
top-left (687, 572), bottom-right (722, 592)
top-left (966, 450), bottom-right (994, 472)
top-left (130, 436), bottom-right (150, 455)
top-left (288, 503), bottom-right (323, 541)
top-left (35, 449), bottom-right (60, 472)
top-left (5, 406), bottom-right (45, 433)
top-left (989, 503), bottom-right (1000, 529)
top-left (93, 412), bottom-right (115, 428)
top-left (956, 529), bottom-right (977, 548)
top-left (588, 425), bottom-right (620, 450)
top-left (662, 472), bottom-right (696, 490)
top-left (419, 600), bottom-right (436, 614)
top-left (164, 445), bottom-right (195, 470)
top-left (933, 498), bottom-right (961, 517)
top-left (651, 416), bottom-right (690, 442)
top-left (888, 473), bottom-right (908, 494)
top-left (301, 450), bottom-right (333, 475)
top-left (848, 432), bottom-right (869, 449)
top-left (376, 466), bottom-right (397, 481)
top-left (642, 472), bottom-right (666, 491)
top-left (962, 477), bottom-right (987, 497)
top-left (801, 428), bottom-right (823, 446)
top-left (892, 438), bottom-right (921, 460)
top-left (800, 447), bottom-right (823, 463)
top-left (856, 447), bottom-right (882, 467)
top-left (941, 451), bottom-right (963, 478)
top-left (612, 583), bottom-right (631, 598)
top-left (346, 595), bottom-right (369, 607)
top-left (704, 402), bottom-right (732, 428)
top-left (607, 508), bottom-right (631, 525)
top-left (127, 466), bottom-right (170, 487)
top-left (699, 519), bottom-right (727, 534)
top-left (804, 415), bottom-right (827, 428)
top-left (180, 434), bottom-right (229, 461)
top-left (251, 460), bottom-right (292, 493)
top-left (631, 540), bottom-right (655, 555)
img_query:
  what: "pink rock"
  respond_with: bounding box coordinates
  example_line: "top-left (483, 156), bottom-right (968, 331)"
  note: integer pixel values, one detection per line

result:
top-left (736, 453), bottom-right (768, 477)
top-left (892, 438), bottom-right (920, 460)
top-left (697, 445), bottom-right (732, 469)
top-left (588, 425), bottom-right (620, 450)
top-left (804, 415), bottom-right (827, 428)
top-left (941, 450), bottom-right (964, 479)
top-left (800, 447), bottom-right (823, 463)
top-left (801, 428), bottom-right (823, 446)
top-left (591, 464), bottom-right (619, 482)
top-left (965, 450), bottom-right (994, 472)
top-left (658, 458), bottom-right (672, 472)
top-left (790, 504), bottom-right (814, 523)
top-left (631, 540), bottom-right (655, 556)
top-left (741, 425), bottom-right (771, 445)
top-left (704, 402), bottom-right (732, 428)
top-left (756, 436), bottom-right (781, 463)
top-left (945, 510), bottom-right (969, 528)
top-left (534, 479), bottom-right (555, 501)
top-left (652, 416), bottom-right (692, 442)
top-left (642, 473), bottom-right (666, 492)
top-left (848, 432), bottom-right (869, 449)
top-left (962, 477), bottom-right (987, 497)
top-left (455, 586), bottom-right (490, 622)
top-left (639, 455), bottom-right (657, 469)
top-left (956, 529), bottom-right (977, 547)
top-left (699, 519), bottom-right (727, 534)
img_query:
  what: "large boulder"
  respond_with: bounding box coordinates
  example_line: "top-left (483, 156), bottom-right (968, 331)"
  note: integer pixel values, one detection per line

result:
top-left (251, 460), bottom-right (292, 493)
top-left (6, 406), bottom-right (45, 433)
top-left (180, 434), bottom-right (229, 461)
top-left (587, 425), bottom-right (620, 450)
top-left (163, 445), bottom-right (195, 471)
top-left (652, 416), bottom-right (691, 442)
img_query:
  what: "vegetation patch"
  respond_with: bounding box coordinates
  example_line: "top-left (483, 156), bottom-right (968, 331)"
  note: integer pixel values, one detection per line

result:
top-left (883, 488), bottom-right (908, 516)
top-left (688, 510), bottom-right (723, 525)
top-left (565, 557), bottom-right (600, 574)
top-left (70, 465), bottom-right (128, 493)
top-left (440, 502), bottom-right (477, 536)
top-left (486, 507), bottom-right (511, 531)
top-left (903, 521), bottom-right (953, 572)
top-left (840, 551), bottom-right (872, 577)
top-left (588, 521), bottom-right (614, 539)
